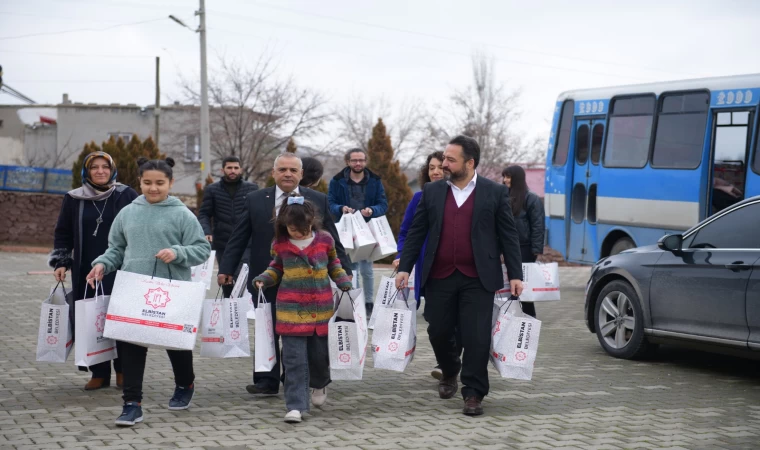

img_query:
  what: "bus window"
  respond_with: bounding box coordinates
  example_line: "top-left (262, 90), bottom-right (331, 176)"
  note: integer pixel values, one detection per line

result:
top-left (603, 95), bottom-right (655, 168)
top-left (651, 92), bottom-right (709, 169)
top-left (576, 124), bottom-right (589, 164)
top-left (553, 101), bottom-right (574, 166)
top-left (712, 110), bottom-right (753, 214)
top-left (591, 123), bottom-right (604, 164)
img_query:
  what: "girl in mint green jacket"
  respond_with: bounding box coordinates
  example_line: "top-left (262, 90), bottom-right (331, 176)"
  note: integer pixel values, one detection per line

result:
top-left (88, 157), bottom-right (211, 427)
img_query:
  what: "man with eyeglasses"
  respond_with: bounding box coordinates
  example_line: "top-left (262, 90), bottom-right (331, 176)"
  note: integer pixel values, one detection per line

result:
top-left (328, 148), bottom-right (388, 315)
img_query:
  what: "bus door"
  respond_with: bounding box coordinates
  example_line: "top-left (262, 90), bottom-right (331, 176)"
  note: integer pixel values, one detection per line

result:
top-left (568, 118), bottom-right (605, 262)
top-left (710, 107), bottom-right (755, 215)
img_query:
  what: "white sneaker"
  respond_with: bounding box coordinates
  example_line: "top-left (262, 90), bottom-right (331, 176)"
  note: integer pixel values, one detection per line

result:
top-left (311, 387), bottom-right (327, 407)
top-left (431, 367), bottom-right (443, 380)
top-left (284, 410), bottom-right (302, 423)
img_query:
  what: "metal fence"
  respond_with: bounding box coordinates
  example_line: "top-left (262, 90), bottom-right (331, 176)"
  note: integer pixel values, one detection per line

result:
top-left (0, 165), bottom-right (72, 194)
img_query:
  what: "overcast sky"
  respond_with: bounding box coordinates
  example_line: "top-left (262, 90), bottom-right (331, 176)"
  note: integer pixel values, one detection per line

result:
top-left (2, 0), bottom-right (760, 147)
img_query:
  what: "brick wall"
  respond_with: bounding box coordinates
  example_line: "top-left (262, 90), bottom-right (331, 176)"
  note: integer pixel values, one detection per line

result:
top-left (0, 191), bottom-right (63, 246)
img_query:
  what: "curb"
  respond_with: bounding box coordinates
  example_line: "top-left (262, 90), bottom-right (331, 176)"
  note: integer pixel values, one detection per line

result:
top-left (0, 245), bottom-right (52, 254)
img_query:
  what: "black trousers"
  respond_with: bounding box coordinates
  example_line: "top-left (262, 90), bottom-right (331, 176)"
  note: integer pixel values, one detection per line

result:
top-left (253, 286), bottom-right (283, 390)
top-left (215, 247), bottom-right (234, 299)
top-left (425, 270), bottom-right (494, 399)
top-left (120, 341), bottom-right (194, 403)
top-left (520, 246), bottom-right (537, 319)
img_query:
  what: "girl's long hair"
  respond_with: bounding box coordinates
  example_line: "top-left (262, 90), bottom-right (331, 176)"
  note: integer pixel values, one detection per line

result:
top-left (503, 165), bottom-right (528, 216)
top-left (274, 192), bottom-right (321, 241)
top-left (418, 151), bottom-right (444, 188)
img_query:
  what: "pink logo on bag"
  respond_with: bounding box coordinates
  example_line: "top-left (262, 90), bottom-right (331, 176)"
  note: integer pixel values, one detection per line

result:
top-left (515, 351), bottom-right (527, 361)
top-left (339, 353), bottom-right (351, 363)
top-left (230, 330), bottom-right (240, 340)
top-left (542, 269), bottom-right (552, 282)
top-left (47, 336), bottom-right (58, 345)
top-left (144, 287), bottom-right (171, 309)
top-left (493, 321), bottom-right (501, 335)
top-left (388, 342), bottom-right (399, 352)
top-left (210, 305), bottom-right (220, 326)
top-left (95, 312), bottom-right (106, 332)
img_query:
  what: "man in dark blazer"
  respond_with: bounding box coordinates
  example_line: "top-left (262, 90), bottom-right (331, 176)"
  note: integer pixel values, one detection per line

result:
top-left (396, 135), bottom-right (523, 416)
top-left (219, 152), bottom-right (353, 397)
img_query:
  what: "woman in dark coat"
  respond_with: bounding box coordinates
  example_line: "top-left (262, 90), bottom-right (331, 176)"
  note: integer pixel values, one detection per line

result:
top-left (49, 151), bottom-right (138, 390)
top-left (502, 165), bottom-right (545, 318)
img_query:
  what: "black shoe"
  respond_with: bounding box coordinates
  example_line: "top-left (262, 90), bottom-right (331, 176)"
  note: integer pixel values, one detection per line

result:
top-left (246, 383), bottom-right (278, 396)
top-left (115, 402), bottom-right (143, 426)
top-left (168, 384), bottom-right (195, 410)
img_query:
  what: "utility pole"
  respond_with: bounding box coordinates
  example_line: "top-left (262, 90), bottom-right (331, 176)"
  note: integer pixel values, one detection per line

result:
top-left (155, 56), bottom-right (160, 146)
top-left (198, 0), bottom-right (211, 181)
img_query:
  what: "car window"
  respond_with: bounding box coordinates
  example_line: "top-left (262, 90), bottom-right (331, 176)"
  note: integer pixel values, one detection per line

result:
top-left (689, 202), bottom-right (760, 249)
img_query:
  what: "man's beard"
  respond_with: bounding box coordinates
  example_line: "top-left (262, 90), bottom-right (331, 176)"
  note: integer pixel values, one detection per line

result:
top-left (223, 173), bottom-right (240, 182)
top-left (444, 167), bottom-right (467, 182)
top-left (350, 166), bottom-right (364, 174)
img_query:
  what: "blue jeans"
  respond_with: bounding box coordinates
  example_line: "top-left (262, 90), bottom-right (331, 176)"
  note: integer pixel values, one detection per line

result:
top-left (348, 259), bottom-right (374, 304)
top-left (281, 334), bottom-right (331, 413)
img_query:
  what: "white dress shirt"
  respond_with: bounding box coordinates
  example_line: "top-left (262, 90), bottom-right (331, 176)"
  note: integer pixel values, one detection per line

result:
top-left (446, 172), bottom-right (478, 207)
top-left (274, 185), bottom-right (301, 216)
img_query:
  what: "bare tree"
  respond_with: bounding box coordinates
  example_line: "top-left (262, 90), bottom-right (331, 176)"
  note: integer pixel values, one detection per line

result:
top-left (176, 54), bottom-right (330, 183)
top-left (429, 52), bottom-right (546, 179)
top-left (334, 95), bottom-right (436, 170)
top-left (25, 128), bottom-right (78, 169)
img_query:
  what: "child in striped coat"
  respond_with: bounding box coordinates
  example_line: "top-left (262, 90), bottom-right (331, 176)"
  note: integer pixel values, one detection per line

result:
top-left (254, 193), bottom-right (353, 423)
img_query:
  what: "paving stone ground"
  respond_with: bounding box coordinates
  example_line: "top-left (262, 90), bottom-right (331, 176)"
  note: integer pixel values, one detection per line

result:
top-left (1, 251), bottom-right (759, 450)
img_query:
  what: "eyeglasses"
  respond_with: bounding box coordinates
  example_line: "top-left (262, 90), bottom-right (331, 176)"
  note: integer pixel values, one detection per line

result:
top-left (349, 159), bottom-right (366, 164)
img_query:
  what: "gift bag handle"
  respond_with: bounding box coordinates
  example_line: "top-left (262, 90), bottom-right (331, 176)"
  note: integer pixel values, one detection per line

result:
top-left (213, 286), bottom-right (224, 302)
top-left (336, 289), bottom-right (359, 311)
top-left (387, 286), bottom-right (410, 309)
top-left (46, 281), bottom-right (69, 304)
top-left (495, 290), bottom-right (522, 314)
top-left (257, 287), bottom-right (268, 306)
top-left (152, 258), bottom-right (173, 281)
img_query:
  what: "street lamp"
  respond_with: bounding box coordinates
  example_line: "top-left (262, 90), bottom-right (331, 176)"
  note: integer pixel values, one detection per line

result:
top-left (169, 0), bottom-right (211, 182)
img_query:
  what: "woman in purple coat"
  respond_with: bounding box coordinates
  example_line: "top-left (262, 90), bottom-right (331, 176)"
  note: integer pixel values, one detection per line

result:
top-left (393, 151), bottom-right (450, 379)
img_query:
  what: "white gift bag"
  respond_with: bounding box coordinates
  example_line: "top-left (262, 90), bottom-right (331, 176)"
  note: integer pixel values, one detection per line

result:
top-left (244, 290), bottom-right (255, 320)
top-left (368, 215), bottom-right (397, 262)
top-left (254, 289), bottom-right (277, 372)
top-left (74, 283), bottom-right (117, 367)
top-left (371, 293), bottom-right (416, 372)
top-left (349, 211), bottom-right (377, 261)
top-left (490, 308), bottom-right (541, 380)
top-left (368, 276), bottom-right (409, 330)
top-left (230, 263), bottom-right (249, 299)
top-left (408, 267), bottom-right (415, 293)
top-left (190, 250), bottom-right (216, 290)
top-left (499, 263), bottom-right (561, 302)
top-left (491, 294), bottom-right (524, 348)
top-left (36, 282), bottom-right (73, 363)
top-left (201, 291), bottom-right (251, 358)
top-left (328, 288), bottom-right (368, 380)
top-left (336, 214), bottom-right (355, 251)
top-left (103, 264), bottom-right (206, 350)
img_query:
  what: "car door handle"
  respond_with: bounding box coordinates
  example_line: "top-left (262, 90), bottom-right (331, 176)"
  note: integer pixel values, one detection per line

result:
top-left (725, 262), bottom-right (752, 271)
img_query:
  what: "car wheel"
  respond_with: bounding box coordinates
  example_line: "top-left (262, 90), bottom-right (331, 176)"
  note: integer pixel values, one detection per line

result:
top-left (610, 237), bottom-right (635, 255)
top-left (594, 280), bottom-right (650, 359)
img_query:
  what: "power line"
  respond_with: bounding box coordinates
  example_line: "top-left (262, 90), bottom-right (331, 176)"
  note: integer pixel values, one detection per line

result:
top-left (0, 17), bottom-right (166, 41)
top-left (0, 11), bottom-right (123, 23)
top-left (1, 84), bottom-right (36, 104)
top-left (211, 2), bottom-right (696, 77)
top-left (11, 80), bottom-right (151, 83)
top-left (0, 49), bottom-right (154, 58)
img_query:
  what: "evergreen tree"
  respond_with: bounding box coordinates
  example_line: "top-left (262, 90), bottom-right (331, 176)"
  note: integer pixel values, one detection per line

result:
top-left (71, 135), bottom-right (165, 193)
top-left (366, 118), bottom-right (412, 259)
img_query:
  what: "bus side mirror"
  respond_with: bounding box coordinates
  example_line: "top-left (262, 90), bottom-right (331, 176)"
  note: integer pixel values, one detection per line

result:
top-left (658, 234), bottom-right (683, 253)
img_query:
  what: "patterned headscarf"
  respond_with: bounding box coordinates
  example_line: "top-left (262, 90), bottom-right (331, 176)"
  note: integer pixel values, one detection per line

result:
top-left (82, 151), bottom-right (117, 192)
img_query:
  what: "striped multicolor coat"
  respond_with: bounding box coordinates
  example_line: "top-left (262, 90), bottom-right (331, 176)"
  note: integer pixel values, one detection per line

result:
top-left (254, 230), bottom-right (353, 336)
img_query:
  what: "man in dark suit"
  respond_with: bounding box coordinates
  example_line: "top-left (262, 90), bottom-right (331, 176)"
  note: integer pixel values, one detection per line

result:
top-left (395, 135), bottom-right (523, 416)
top-left (219, 152), bottom-right (353, 397)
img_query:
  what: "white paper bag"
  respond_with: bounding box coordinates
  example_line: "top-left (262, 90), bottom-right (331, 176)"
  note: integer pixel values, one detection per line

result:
top-left (368, 276), bottom-right (409, 330)
top-left (500, 263), bottom-right (561, 302)
top-left (36, 283), bottom-right (73, 363)
top-left (244, 290), bottom-right (255, 320)
top-left (201, 293), bottom-right (251, 358)
top-left (254, 289), bottom-right (276, 372)
top-left (328, 288), bottom-right (368, 380)
top-left (490, 311), bottom-right (541, 380)
top-left (368, 215), bottom-right (397, 262)
top-left (190, 250), bottom-right (216, 290)
top-left (74, 283), bottom-right (117, 367)
top-left (371, 294), bottom-right (416, 372)
top-left (408, 267), bottom-right (415, 293)
top-left (230, 263), bottom-right (249, 299)
top-left (349, 211), bottom-right (377, 261)
top-left (491, 295), bottom-right (524, 348)
top-left (104, 269), bottom-right (206, 350)
top-left (336, 214), bottom-right (354, 251)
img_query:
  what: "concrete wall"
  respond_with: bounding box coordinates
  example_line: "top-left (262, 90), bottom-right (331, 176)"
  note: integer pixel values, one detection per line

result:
top-left (0, 107), bottom-right (26, 165)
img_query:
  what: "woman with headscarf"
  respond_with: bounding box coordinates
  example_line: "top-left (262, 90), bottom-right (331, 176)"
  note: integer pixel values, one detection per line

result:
top-left (48, 151), bottom-right (139, 390)
top-left (502, 165), bottom-right (545, 319)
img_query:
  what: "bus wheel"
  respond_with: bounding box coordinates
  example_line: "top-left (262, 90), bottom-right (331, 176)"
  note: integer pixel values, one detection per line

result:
top-left (610, 237), bottom-right (635, 255)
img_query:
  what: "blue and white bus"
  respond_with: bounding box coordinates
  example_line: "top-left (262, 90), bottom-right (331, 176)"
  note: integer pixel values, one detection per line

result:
top-left (544, 74), bottom-right (760, 264)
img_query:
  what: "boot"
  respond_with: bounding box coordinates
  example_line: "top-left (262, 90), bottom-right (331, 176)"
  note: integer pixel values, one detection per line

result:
top-left (84, 377), bottom-right (110, 391)
top-left (116, 373), bottom-right (124, 389)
